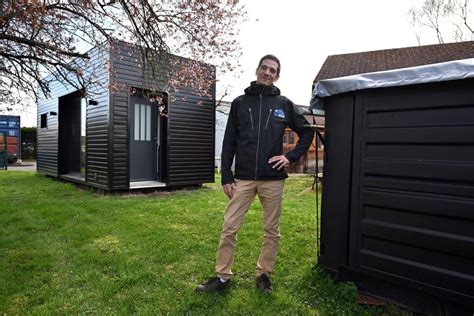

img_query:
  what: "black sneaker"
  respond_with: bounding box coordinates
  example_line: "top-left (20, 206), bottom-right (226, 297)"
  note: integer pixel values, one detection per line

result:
top-left (256, 273), bottom-right (273, 294)
top-left (195, 277), bottom-right (230, 293)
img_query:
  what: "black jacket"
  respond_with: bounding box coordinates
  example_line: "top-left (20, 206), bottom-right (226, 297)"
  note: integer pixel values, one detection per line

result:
top-left (221, 81), bottom-right (314, 185)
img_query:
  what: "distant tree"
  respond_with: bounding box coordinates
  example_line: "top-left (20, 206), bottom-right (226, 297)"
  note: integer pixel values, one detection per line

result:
top-left (0, 0), bottom-right (245, 102)
top-left (0, 86), bottom-right (21, 113)
top-left (21, 126), bottom-right (36, 159)
top-left (409, 0), bottom-right (473, 44)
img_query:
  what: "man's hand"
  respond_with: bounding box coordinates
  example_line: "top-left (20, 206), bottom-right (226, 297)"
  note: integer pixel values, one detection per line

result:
top-left (223, 182), bottom-right (236, 199)
top-left (268, 155), bottom-right (290, 170)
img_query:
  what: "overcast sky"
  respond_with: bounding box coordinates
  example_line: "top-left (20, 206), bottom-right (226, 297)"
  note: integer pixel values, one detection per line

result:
top-left (221, 0), bottom-right (435, 106)
top-left (17, 0), bottom-right (438, 126)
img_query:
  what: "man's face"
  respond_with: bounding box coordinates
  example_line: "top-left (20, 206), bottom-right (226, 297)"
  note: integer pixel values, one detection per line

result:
top-left (256, 59), bottom-right (279, 86)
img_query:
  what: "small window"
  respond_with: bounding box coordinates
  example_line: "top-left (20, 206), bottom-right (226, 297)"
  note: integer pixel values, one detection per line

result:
top-left (40, 113), bottom-right (47, 128)
top-left (288, 131), bottom-right (295, 144)
top-left (134, 103), bottom-right (152, 141)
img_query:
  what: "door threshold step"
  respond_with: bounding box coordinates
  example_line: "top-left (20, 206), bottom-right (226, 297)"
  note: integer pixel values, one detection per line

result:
top-left (130, 180), bottom-right (167, 189)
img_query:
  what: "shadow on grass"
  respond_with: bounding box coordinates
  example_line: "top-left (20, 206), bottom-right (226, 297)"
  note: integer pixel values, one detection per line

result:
top-left (179, 276), bottom-right (305, 315)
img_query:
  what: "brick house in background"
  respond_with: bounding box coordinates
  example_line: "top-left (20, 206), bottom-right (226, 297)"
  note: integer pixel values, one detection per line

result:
top-left (283, 105), bottom-right (324, 174)
top-left (215, 103), bottom-right (324, 175)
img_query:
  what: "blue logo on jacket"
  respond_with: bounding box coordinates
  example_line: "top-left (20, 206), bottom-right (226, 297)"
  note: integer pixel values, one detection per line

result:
top-left (274, 109), bottom-right (285, 119)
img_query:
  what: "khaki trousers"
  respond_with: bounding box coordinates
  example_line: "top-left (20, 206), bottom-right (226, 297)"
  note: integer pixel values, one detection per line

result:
top-left (215, 179), bottom-right (285, 279)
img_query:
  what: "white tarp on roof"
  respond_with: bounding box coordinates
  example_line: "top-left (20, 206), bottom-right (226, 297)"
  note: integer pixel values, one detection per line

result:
top-left (310, 58), bottom-right (474, 111)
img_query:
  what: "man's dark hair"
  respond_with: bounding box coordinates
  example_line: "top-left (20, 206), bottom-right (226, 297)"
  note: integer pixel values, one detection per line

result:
top-left (257, 54), bottom-right (280, 76)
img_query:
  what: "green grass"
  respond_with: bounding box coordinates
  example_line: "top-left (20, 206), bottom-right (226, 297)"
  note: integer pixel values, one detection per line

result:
top-left (0, 171), bottom-right (407, 314)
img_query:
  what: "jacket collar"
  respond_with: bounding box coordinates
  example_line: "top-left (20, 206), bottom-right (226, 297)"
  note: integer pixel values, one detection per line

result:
top-left (244, 81), bottom-right (281, 96)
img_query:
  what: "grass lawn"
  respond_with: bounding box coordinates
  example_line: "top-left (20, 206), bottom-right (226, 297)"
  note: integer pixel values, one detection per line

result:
top-left (0, 171), bottom-right (406, 315)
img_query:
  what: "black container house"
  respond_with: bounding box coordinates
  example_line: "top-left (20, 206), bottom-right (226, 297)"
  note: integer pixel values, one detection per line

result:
top-left (37, 40), bottom-right (215, 191)
top-left (312, 41), bottom-right (474, 314)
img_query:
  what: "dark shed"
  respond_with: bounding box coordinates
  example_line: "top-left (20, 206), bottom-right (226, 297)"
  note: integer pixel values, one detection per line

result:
top-left (37, 39), bottom-right (215, 191)
top-left (312, 41), bottom-right (474, 314)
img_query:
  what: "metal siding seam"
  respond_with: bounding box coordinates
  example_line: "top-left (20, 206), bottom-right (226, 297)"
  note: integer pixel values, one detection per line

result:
top-left (107, 43), bottom-right (114, 190)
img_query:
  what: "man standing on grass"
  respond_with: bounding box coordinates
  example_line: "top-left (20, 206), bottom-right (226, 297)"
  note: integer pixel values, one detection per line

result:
top-left (196, 55), bottom-right (313, 294)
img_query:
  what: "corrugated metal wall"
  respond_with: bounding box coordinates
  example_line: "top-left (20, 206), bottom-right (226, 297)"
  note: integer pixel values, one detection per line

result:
top-left (37, 97), bottom-right (59, 176)
top-left (349, 79), bottom-right (474, 306)
top-left (109, 40), bottom-right (215, 188)
top-left (38, 40), bottom-right (215, 190)
top-left (109, 40), bottom-right (170, 189)
top-left (84, 47), bottom-right (110, 189)
top-left (37, 46), bottom-right (110, 188)
top-left (168, 85), bottom-right (215, 185)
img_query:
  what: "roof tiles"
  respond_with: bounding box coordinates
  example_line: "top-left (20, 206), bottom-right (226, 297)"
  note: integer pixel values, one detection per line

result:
top-left (315, 41), bottom-right (474, 82)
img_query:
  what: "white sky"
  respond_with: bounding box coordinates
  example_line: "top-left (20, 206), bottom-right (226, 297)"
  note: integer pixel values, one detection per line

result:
top-left (16, 0), bottom-right (438, 126)
top-left (220, 0), bottom-right (436, 106)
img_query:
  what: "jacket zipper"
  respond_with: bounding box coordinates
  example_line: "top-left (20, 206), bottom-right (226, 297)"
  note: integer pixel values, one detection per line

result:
top-left (255, 94), bottom-right (263, 180)
top-left (248, 108), bottom-right (254, 130)
top-left (264, 108), bottom-right (272, 130)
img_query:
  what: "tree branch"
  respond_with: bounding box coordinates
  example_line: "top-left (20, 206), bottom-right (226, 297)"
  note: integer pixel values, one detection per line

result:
top-left (0, 34), bottom-right (89, 58)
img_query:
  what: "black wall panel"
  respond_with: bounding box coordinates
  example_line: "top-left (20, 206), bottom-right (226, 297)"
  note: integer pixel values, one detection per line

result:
top-left (37, 46), bottom-right (110, 188)
top-left (320, 78), bottom-right (474, 312)
top-left (109, 40), bottom-right (215, 189)
top-left (319, 93), bottom-right (355, 272)
top-left (167, 87), bottom-right (215, 186)
top-left (38, 40), bottom-right (215, 190)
